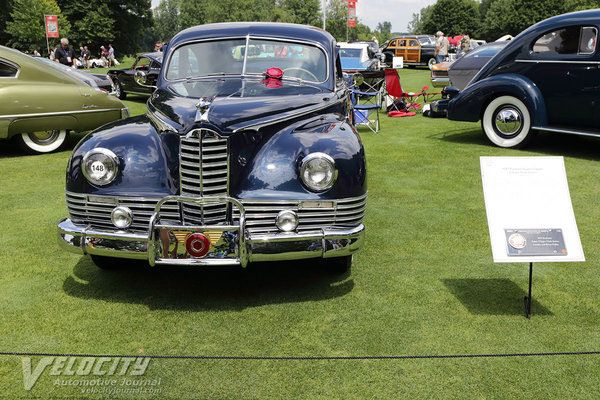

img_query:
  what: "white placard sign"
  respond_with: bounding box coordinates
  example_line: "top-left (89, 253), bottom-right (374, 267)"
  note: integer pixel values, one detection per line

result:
top-left (480, 156), bottom-right (584, 263)
top-left (392, 56), bottom-right (403, 68)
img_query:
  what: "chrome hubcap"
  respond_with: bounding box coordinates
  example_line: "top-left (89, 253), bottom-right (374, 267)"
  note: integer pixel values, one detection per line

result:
top-left (27, 130), bottom-right (60, 145)
top-left (494, 107), bottom-right (522, 136)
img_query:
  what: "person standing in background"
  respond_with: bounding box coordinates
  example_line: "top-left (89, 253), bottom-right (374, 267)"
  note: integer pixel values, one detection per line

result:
top-left (434, 31), bottom-right (449, 64)
top-left (108, 44), bottom-right (115, 67)
top-left (459, 32), bottom-right (471, 56)
top-left (54, 38), bottom-right (77, 67)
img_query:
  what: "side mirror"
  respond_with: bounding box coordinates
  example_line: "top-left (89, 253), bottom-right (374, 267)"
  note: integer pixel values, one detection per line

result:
top-left (134, 70), bottom-right (156, 88)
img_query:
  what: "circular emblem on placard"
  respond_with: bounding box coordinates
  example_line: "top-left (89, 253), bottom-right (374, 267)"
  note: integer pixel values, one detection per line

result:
top-left (508, 233), bottom-right (527, 249)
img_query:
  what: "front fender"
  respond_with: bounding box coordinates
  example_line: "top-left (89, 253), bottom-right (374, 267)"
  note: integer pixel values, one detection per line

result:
top-left (447, 74), bottom-right (547, 127)
top-left (233, 118), bottom-right (367, 200)
top-left (66, 115), bottom-right (179, 197)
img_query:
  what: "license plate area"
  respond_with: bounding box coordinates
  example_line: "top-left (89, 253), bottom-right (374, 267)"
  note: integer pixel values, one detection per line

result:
top-left (152, 225), bottom-right (240, 265)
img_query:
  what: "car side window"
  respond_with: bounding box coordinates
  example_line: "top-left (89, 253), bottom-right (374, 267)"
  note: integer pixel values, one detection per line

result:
top-left (533, 26), bottom-right (597, 55)
top-left (409, 40), bottom-right (419, 47)
top-left (134, 57), bottom-right (150, 70)
top-left (389, 40), bottom-right (397, 48)
top-left (0, 60), bottom-right (18, 77)
top-left (579, 27), bottom-right (597, 54)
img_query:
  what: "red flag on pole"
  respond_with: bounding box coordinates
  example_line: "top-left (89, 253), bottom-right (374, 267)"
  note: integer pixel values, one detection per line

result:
top-left (348, 1), bottom-right (357, 27)
top-left (45, 15), bottom-right (59, 38)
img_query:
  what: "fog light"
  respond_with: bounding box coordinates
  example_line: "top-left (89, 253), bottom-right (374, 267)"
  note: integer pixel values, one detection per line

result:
top-left (276, 210), bottom-right (298, 232)
top-left (111, 206), bottom-right (132, 229)
top-left (186, 233), bottom-right (211, 258)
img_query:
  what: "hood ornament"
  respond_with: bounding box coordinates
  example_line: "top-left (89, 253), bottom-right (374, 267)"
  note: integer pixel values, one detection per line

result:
top-left (195, 97), bottom-right (213, 122)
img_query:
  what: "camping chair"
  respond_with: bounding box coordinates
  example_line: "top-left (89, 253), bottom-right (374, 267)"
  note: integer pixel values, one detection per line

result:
top-left (384, 68), bottom-right (433, 113)
top-left (350, 73), bottom-right (383, 133)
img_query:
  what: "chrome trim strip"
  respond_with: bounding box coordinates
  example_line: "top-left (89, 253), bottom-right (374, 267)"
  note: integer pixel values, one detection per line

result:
top-left (516, 59), bottom-right (600, 64)
top-left (146, 107), bottom-right (177, 132)
top-left (0, 108), bottom-right (122, 119)
top-left (533, 126), bottom-right (600, 138)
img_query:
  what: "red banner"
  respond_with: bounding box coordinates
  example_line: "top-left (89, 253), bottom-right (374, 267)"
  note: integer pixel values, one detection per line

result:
top-left (348, 1), bottom-right (356, 27)
top-left (45, 15), bottom-right (59, 38)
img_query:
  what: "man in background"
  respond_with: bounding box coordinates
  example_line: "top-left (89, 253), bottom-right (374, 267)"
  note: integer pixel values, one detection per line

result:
top-left (54, 38), bottom-right (77, 67)
top-left (434, 31), bottom-right (449, 64)
top-left (108, 44), bottom-right (115, 67)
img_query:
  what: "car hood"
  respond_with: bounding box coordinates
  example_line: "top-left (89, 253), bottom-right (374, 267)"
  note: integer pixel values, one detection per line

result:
top-left (149, 78), bottom-right (333, 134)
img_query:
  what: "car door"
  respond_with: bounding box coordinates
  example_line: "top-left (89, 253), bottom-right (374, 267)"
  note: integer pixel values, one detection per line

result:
top-left (125, 56), bottom-right (151, 93)
top-left (406, 39), bottom-right (421, 64)
top-left (522, 25), bottom-right (600, 129)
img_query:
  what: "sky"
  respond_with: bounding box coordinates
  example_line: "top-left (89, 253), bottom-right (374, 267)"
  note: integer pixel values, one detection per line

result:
top-left (150, 0), bottom-right (437, 34)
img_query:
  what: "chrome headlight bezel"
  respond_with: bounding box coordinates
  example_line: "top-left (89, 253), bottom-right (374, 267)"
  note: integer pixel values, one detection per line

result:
top-left (299, 153), bottom-right (338, 192)
top-left (111, 206), bottom-right (133, 229)
top-left (82, 148), bottom-right (119, 186)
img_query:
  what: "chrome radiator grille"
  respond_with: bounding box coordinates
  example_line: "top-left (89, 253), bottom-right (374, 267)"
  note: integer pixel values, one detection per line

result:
top-left (66, 192), bottom-right (180, 233)
top-left (179, 129), bottom-right (229, 225)
top-left (232, 193), bottom-right (367, 235)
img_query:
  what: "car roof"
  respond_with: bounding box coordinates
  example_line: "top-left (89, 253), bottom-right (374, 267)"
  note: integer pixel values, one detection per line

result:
top-left (169, 22), bottom-right (334, 50)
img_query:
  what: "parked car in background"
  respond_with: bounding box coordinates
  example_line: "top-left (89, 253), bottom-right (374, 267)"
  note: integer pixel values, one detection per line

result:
top-left (437, 9), bottom-right (600, 148)
top-left (36, 57), bottom-right (113, 92)
top-left (107, 52), bottom-right (162, 99)
top-left (58, 22), bottom-right (367, 272)
top-left (0, 46), bottom-right (128, 154)
top-left (380, 35), bottom-right (437, 68)
top-left (338, 42), bottom-right (381, 73)
top-left (430, 42), bottom-right (507, 89)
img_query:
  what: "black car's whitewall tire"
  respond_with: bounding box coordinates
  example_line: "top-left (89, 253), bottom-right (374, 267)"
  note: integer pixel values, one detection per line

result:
top-left (16, 129), bottom-right (68, 154)
top-left (482, 95), bottom-right (532, 148)
top-left (114, 81), bottom-right (126, 100)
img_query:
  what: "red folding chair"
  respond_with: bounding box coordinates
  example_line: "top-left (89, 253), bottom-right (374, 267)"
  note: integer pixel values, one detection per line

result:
top-left (384, 68), bottom-right (437, 113)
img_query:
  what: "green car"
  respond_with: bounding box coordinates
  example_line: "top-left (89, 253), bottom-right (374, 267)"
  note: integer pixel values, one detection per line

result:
top-left (0, 46), bottom-right (129, 154)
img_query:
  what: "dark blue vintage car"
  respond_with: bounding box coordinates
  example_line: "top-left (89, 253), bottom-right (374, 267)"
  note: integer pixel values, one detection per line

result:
top-left (440, 9), bottom-right (600, 148)
top-left (57, 23), bottom-right (367, 272)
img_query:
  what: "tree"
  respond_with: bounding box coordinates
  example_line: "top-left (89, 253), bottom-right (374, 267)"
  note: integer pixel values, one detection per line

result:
top-left (481, 0), bottom-right (569, 41)
top-left (58, 0), bottom-right (152, 56)
top-left (407, 4), bottom-right (433, 34)
top-left (278, 0), bottom-right (322, 26)
top-left (6, 0), bottom-right (71, 53)
top-left (179, 0), bottom-right (207, 29)
top-left (0, 0), bottom-right (14, 45)
top-left (421, 0), bottom-right (480, 36)
top-left (153, 0), bottom-right (181, 42)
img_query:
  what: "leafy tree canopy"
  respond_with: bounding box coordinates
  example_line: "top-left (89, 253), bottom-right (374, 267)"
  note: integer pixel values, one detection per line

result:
top-left (6, 0), bottom-right (71, 54)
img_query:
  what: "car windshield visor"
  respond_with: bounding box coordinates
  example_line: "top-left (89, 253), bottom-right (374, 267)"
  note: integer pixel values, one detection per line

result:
top-left (166, 38), bottom-right (327, 83)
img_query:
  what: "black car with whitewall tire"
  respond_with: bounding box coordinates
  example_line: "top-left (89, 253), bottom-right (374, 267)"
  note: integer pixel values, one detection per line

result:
top-left (108, 52), bottom-right (162, 100)
top-left (436, 9), bottom-right (600, 148)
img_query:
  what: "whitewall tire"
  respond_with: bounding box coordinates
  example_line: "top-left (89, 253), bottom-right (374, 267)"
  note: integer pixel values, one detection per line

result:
top-left (482, 95), bottom-right (532, 148)
top-left (16, 129), bottom-right (68, 154)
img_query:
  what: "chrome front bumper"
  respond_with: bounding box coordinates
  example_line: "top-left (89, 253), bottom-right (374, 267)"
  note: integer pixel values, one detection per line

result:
top-left (57, 195), bottom-right (365, 267)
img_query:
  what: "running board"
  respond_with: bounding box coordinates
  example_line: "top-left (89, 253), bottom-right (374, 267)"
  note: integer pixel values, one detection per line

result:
top-left (533, 126), bottom-right (600, 138)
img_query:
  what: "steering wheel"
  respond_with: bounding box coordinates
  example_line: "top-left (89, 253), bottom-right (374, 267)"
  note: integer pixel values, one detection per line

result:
top-left (282, 67), bottom-right (318, 81)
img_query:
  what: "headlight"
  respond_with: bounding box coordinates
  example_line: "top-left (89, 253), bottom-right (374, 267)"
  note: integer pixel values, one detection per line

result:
top-left (299, 153), bottom-right (337, 192)
top-left (82, 148), bottom-right (119, 186)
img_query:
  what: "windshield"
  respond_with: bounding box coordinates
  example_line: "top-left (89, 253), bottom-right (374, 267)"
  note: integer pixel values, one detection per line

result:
top-left (339, 48), bottom-right (363, 58)
top-left (166, 38), bottom-right (328, 83)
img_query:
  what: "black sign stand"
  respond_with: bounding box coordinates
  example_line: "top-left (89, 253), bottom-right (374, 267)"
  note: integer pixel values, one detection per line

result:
top-left (524, 262), bottom-right (533, 319)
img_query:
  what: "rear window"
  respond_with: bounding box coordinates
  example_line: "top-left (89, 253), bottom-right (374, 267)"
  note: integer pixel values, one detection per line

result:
top-left (533, 26), bottom-right (597, 55)
top-left (0, 60), bottom-right (18, 77)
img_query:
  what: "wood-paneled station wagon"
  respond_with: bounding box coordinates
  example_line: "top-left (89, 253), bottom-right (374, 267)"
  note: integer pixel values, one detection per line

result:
top-left (57, 23), bottom-right (367, 273)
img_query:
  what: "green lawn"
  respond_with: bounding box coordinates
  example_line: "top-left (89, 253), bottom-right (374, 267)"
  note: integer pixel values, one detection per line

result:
top-left (1, 68), bottom-right (600, 399)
